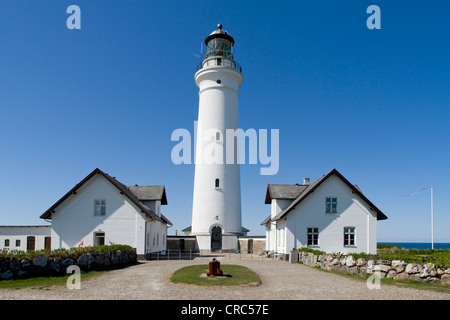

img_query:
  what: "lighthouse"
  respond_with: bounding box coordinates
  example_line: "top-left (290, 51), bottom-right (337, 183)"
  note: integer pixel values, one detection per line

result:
top-left (190, 24), bottom-right (243, 251)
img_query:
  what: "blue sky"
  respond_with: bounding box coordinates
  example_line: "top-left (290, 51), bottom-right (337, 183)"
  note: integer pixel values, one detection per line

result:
top-left (0, 1), bottom-right (449, 242)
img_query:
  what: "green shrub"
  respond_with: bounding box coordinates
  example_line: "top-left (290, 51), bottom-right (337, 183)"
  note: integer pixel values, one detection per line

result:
top-left (0, 244), bottom-right (134, 260)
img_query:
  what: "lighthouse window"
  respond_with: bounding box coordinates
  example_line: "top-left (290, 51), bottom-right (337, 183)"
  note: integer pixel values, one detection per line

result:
top-left (215, 179), bottom-right (220, 188)
top-left (216, 79), bottom-right (221, 84)
top-left (216, 131), bottom-right (221, 141)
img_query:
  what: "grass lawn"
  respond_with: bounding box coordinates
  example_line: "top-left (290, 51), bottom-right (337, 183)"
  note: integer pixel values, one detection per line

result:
top-left (312, 266), bottom-right (450, 295)
top-left (0, 270), bottom-right (109, 290)
top-left (170, 264), bottom-right (261, 287)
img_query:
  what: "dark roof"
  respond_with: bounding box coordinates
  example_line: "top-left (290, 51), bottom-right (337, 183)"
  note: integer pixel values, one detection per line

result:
top-left (261, 168), bottom-right (388, 225)
top-left (127, 185), bottom-right (168, 205)
top-left (40, 168), bottom-right (172, 225)
top-left (265, 184), bottom-right (307, 204)
top-left (205, 24), bottom-right (235, 45)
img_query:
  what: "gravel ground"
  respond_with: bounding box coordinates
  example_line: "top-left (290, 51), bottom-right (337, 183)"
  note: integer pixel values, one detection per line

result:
top-left (0, 255), bottom-right (449, 300)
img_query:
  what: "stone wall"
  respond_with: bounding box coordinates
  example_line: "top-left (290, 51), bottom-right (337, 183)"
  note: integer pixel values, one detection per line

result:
top-left (297, 251), bottom-right (450, 285)
top-left (0, 248), bottom-right (137, 281)
top-left (238, 237), bottom-right (266, 254)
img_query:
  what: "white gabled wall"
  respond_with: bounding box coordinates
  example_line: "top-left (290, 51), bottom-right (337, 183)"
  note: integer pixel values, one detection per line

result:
top-left (50, 174), bottom-right (150, 255)
top-left (285, 175), bottom-right (378, 254)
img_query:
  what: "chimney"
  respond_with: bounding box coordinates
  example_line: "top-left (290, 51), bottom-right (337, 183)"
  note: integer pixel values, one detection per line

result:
top-left (303, 178), bottom-right (310, 185)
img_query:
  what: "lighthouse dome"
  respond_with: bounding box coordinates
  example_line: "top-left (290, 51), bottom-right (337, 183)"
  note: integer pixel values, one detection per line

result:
top-left (205, 24), bottom-right (235, 46)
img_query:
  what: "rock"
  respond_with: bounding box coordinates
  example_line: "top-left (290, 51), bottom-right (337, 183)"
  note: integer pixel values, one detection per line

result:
top-left (377, 259), bottom-right (391, 266)
top-left (437, 268), bottom-right (445, 277)
top-left (420, 263), bottom-right (436, 278)
top-left (356, 258), bottom-right (366, 267)
top-left (87, 253), bottom-right (95, 267)
top-left (405, 263), bottom-right (422, 274)
top-left (93, 253), bottom-right (105, 267)
top-left (387, 270), bottom-right (397, 279)
top-left (391, 260), bottom-right (406, 273)
top-left (1, 270), bottom-right (13, 280)
top-left (122, 252), bottom-right (129, 264)
top-left (49, 258), bottom-right (61, 274)
top-left (17, 270), bottom-right (28, 278)
top-left (367, 260), bottom-right (376, 270)
top-left (103, 253), bottom-right (111, 267)
top-left (446, 268), bottom-right (450, 274)
top-left (348, 266), bottom-right (359, 274)
top-left (395, 272), bottom-right (410, 280)
top-left (111, 252), bottom-right (119, 265)
top-left (0, 258), bottom-right (8, 273)
top-left (330, 258), bottom-right (339, 266)
top-left (339, 257), bottom-right (347, 266)
top-left (441, 274), bottom-right (450, 285)
top-left (374, 264), bottom-right (390, 273)
top-left (424, 277), bottom-right (441, 284)
top-left (9, 258), bottom-right (21, 271)
top-left (345, 256), bottom-right (356, 267)
top-left (33, 256), bottom-right (49, 268)
top-left (77, 254), bottom-right (89, 269)
top-left (21, 259), bottom-right (32, 268)
top-left (409, 274), bottom-right (422, 282)
top-left (61, 258), bottom-right (75, 270)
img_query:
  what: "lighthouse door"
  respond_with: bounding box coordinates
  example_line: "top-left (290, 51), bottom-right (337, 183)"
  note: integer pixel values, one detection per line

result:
top-left (211, 226), bottom-right (222, 251)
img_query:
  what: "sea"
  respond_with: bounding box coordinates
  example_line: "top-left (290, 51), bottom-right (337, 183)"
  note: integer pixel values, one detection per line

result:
top-left (378, 242), bottom-right (450, 250)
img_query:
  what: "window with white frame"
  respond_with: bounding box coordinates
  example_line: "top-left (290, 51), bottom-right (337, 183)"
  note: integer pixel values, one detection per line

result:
top-left (325, 197), bottom-right (337, 214)
top-left (307, 227), bottom-right (319, 246)
top-left (344, 227), bottom-right (355, 246)
top-left (94, 199), bottom-right (106, 216)
top-left (93, 231), bottom-right (105, 246)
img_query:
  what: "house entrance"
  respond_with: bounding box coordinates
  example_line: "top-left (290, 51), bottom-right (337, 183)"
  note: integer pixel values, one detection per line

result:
top-left (211, 226), bottom-right (222, 251)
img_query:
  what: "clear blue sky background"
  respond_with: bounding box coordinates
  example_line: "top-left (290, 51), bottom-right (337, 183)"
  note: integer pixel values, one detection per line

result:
top-left (0, 1), bottom-right (449, 242)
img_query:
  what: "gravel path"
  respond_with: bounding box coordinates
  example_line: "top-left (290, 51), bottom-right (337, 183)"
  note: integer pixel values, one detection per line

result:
top-left (0, 255), bottom-right (449, 300)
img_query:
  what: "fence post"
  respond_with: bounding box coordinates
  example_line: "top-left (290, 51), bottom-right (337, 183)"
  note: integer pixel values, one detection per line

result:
top-left (168, 249), bottom-right (170, 260)
top-left (157, 251), bottom-right (159, 260)
top-left (179, 249), bottom-right (181, 260)
top-left (190, 249), bottom-right (192, 260)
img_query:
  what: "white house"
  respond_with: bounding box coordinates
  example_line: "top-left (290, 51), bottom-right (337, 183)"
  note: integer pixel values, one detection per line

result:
top-left (0, 225), bottom-right (51, 251)
top-left (261, 169), bottom-right (387, 255)
top-left (40, 168), bottom-right (172, 258)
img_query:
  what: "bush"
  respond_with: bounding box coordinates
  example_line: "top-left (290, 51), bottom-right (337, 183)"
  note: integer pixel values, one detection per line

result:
top-left (0, 244), bottom-right (134, 260)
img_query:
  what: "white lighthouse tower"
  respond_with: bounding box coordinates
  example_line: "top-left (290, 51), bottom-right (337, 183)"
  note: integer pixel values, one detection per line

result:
top-left (191, 24), bottom-right (243, 251)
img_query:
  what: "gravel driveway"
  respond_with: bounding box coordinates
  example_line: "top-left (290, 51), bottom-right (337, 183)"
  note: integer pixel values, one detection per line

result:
top-left (0, 255), bottom-right (449, 300)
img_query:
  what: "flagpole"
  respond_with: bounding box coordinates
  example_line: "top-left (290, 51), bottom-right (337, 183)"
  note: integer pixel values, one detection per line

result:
top-left (431, 184), bottom-right (434, 250)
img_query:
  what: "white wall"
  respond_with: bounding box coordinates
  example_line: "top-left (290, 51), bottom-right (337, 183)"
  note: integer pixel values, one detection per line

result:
top-left (191, 65), bottom-right (243, 250)
top-left (0, 226), bottom-right (51, 251)
top-left (285, 175), bottom-right (378, 254)
top-left (145, 219), bottom-right (167, 253)
top-left (50, 174), bottom-right (153, 255)
top-left (266, 199), bottom-right (291, 252)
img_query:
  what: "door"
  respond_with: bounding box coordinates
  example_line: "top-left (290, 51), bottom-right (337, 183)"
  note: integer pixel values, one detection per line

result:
top-left (44, 237), bottom-right (51, 250)
top-left (27, 236), bottom-right (35, 251)
top-left (211, 226), bottom-right (222, 250)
